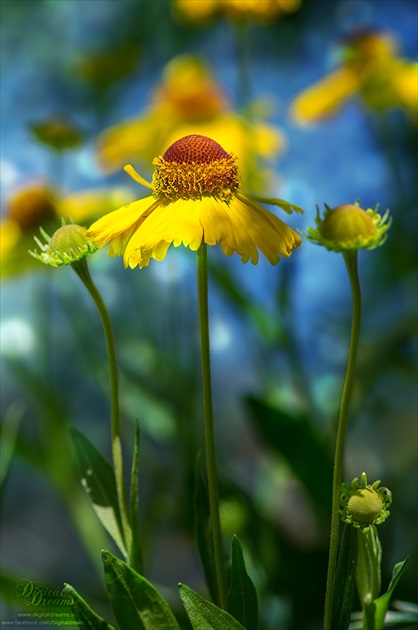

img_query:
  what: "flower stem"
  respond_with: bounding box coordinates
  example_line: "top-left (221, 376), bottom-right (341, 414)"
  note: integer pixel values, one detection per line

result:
top-left (72, 259), bottom-right (132, 560)
top-left (323, 250), bottom-right (362, 630)
top-left (196, 244), bottom-right (226, 608)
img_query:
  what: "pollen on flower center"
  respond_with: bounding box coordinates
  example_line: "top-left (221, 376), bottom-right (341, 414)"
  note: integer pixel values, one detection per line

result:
top-left (152, 134), bottom-right (239, 201)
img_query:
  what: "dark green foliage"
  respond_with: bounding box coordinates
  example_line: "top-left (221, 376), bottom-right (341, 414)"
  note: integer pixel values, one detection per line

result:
top-left (226, 536), bottom-right (259, 630)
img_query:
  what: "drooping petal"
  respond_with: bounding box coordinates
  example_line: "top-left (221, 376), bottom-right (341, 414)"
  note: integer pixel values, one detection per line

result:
top-left (123, 198), bottom-right (203, 268)
top-left (290, 66), bottom-right (360, 124)
top-left (199, 195), bottom-right (258, 263)
top-left (87, 196), bottom-right (158, 247)
top-left (233, 193), bottom-right (302, 263)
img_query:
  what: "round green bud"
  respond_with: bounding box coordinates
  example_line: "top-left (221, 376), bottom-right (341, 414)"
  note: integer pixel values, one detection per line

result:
top-left (307, 201), bottom-right (391, 252)
top-left (346, 487), bottom-right (384, 525)
top-left (30, 222), bottom-right (97, 267)
top-left (340, 472), bottom-right (392, 530)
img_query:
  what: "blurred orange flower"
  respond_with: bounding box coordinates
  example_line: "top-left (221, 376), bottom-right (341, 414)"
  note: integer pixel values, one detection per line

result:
top-left (96, 55), bottom-right (286, 193)
top-left (290, 31), bottom-right (418, 124)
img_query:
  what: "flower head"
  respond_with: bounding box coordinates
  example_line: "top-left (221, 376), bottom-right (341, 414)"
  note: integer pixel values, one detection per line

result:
top-left (307, 201), bottom-right (391, 252)
top-left (340, 473), bottom-right (392, 530)
top-left (30, 222), bottom-right (97, 267)
top-left (88, 134), bottom-right (302, 269)
top-left (95, 55), bottom-right (285, 193)
top-left (290, 30), bottom-right (418, 124)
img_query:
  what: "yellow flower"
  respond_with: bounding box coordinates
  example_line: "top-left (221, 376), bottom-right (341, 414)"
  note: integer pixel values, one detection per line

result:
top-left (173, 0), bottom-right (301, 23)
top-left (88, 134), bottom-right (302, 269)
top-left (1, 183), bottom-right (133, 279)
top-left (96, 55), bottom-right (286, 193)
top-left (290, 31), bottom-right (418, 123)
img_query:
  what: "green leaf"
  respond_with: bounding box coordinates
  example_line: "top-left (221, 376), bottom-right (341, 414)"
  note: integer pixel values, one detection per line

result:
top-left (70, 426), bottom-right (127, 558)
top-left (63, 583), bottom-right (115, 629)
top-left (129, 419), bottom-right (143, 573)
top-left (194, 452), bottom-right (218, 604)
top-left (246, 397), bottom-right (332, 509)
top-left (0, 402), bottom-right (24, 486)
top-left (179, 583), bottom-right (245, 630)
top-left (226, 536), bottom-right (258, 629)
top-left (102, 550), bottom-right (180, 630)
top-left (330, 524), bottom-right (357, 630)
top-left (373, 557), bottom-right (409, 630)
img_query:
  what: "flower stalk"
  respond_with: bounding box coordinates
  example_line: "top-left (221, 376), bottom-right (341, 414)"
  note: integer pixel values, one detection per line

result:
top-left (323, 249), bottom-right (362, 630)
top-left (196, 243), bottom-right (226, 608)
top-left (72, 259), bottom-right (133, 560)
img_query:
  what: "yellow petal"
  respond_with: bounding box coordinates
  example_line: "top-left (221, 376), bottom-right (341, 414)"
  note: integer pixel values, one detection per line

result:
top-left (199, 196), bottom-right (257, 263)
top-left (290, 66), bottom-right (361, 124)
top-left (87, 196), bottom-right (158, 247)
top-left (123, 198), bottom-right (203, 268)
top-left (234, 193), bottom-right (302, 263)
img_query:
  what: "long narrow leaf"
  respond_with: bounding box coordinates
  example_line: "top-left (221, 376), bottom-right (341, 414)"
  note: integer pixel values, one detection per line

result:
top-left (70, 427), bottom-right (126, 558)
top-left (63, 583), bottom-right (115, 629)
top-left (373, 557), bottom-right (409, 630)
top-left (0, 402), bottom-right (24, 486)
top-left (179, 583), bottom-right (245, 630)
top-left (129, 419), bottom-right (143, 572)
top-left (102, 550), bottom-right (179, 630)
top-left (226, 536), bottom-right (259, 629)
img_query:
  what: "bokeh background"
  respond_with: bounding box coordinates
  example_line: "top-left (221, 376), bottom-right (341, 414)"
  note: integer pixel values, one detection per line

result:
top-left (1, 1), bottom-right (417, 629)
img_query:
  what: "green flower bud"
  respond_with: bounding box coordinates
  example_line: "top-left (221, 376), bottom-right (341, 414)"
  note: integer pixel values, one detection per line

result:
top-left (307, 201), bottom-right (391, 252)
top-left (30, 221), bottom-right (97, 267)
top-left (340, 472), bottom-right (392, 530)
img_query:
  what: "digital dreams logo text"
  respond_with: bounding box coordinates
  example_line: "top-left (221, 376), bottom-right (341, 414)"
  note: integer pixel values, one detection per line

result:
top-left (15, 579), bottom-right (74, 607)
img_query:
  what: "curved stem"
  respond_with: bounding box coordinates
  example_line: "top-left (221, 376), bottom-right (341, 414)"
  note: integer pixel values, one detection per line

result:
top-left (323, 250), bottom-right (362, 630)
top-left (196, 244), bottom-right (226, 608)
top-left (72, 259), bottom-right (132, 559)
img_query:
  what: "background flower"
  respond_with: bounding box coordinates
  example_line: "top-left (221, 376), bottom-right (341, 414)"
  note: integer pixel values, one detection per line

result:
top-left (290, 30), bottom-right (418, 123)
top-left (1, 183), bottom-right (133, 279)
top-left (96, 54), bottom-right (286, 193)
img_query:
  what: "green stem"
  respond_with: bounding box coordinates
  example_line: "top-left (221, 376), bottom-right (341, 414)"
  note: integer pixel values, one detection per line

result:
top-left (196, 244), bottom-right (226, 608)
top-left (233, 19), bottom-right (252, 109)
top-left (324, 250), bottom-right (362, 630)
top-left (72, 259), bottom-right (132, 560)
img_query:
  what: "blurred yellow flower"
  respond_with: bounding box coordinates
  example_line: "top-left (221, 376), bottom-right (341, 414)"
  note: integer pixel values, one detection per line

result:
top-left (89, 134), bottom-right (302, 269)
top-left (290, 31), bottom-right (418, 124)
top-left (1, 183), bottom-right (133, 279)
top-left (96, 55), bottom-right (286, 193)
top-left (173, 0), bottom-right (301, 23)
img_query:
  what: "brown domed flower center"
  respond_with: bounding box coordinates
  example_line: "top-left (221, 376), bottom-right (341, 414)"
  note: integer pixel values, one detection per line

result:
top-left (152, 134), bottom-right (239, 202)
